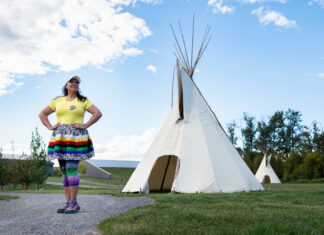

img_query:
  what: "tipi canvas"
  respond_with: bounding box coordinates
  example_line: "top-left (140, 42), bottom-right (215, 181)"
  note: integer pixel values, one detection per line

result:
top-left (255, 154), bottom-right (281, 184)
top-left (122, 60), bottom-right (264, 193)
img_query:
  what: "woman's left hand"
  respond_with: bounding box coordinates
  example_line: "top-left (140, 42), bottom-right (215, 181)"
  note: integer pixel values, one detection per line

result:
top-left (72, 123), bottom-right (87, 130)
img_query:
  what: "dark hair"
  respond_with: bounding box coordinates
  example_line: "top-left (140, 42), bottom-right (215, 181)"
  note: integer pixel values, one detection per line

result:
top-left (62, 86), bottom-right (87, 102)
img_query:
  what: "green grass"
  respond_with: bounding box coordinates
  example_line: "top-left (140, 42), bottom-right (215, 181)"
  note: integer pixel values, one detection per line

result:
top-left (47, 176), bottom-right (121, 188)
top-left (98, 184), bottom-right (324, 234)
top-left (3, 169), bottom-right (324, 234)
top-left (102, 167), bottom-right (135, 186)
top-left (0, 195), bottom-right (20, 200)
top-left (52, 167), bottom-right (134, 186)
top-left (287, 177), bottom-right (324, 184)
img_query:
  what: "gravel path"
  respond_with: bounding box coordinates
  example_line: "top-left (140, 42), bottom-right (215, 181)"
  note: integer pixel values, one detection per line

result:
top-left (0, 192), bottom-right (154, 235)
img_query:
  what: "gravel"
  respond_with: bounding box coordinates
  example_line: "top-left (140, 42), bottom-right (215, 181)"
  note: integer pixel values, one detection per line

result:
top-left (0, 192), bottom-right (154, 235)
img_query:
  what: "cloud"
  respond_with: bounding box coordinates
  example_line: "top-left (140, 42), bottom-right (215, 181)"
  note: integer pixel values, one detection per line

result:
top-left (317, 73), bottom-right (324, 77)
top-left (308, 0), bottom-right (324, 8)
top-left (93, 128), bottom-right (156, 160)
top-left (0, 72), bottom-right (23, 95)
top-left (0, 0), bottom-right (154, 96)
top-left (251, 7), bottom-right (297, 28)
top-left (241, 0), bottom-right (287, 3)
top-left (208, 0), bottom-right (235, 14)
top-left (146, 64), bottom-right (157, 74)
top-left (150, 49), bottom-right (159, 53)
top-left (1, 143), bottom-right (30, 155)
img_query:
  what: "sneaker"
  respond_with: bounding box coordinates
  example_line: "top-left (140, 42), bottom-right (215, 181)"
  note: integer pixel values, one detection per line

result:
top-left (57, 201), bottom-right (70, 213)
top-left (64, 202), bottom-right (80, 214)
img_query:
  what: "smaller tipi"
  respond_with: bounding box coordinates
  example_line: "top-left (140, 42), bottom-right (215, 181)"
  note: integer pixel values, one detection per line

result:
top-left (255, 154), bottom-right (281, 184)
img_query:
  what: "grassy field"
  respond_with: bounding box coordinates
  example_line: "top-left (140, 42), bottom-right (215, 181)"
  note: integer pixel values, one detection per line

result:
top-left (2, 169), bottom-right (324, 234)
top-left (98, 183), bottom-right (324, 234)
top-left (51, 167), bottom-right (135, 186)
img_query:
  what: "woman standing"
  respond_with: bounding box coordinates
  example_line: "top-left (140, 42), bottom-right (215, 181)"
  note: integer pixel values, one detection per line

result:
top-left (39, 76), bottom-right (102, 214)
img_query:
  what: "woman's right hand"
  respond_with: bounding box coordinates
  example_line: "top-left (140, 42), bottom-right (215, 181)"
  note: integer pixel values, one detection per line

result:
top-left (49, 123), bottom-right (60, 130)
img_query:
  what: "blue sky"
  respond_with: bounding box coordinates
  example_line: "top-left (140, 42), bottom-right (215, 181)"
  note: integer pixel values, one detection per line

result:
top-left (0, 0), bottom-right (323, 162)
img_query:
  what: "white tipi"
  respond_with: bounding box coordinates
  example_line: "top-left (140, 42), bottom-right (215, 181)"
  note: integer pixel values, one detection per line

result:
top-left (255, 154), bottom-right (281, 184)
top-left (122, 22), bottom-right (264, 193)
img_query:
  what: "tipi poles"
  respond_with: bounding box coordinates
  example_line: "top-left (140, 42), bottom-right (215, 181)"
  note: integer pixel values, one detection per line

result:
top-left (170, 17), bottom-right (211, 79)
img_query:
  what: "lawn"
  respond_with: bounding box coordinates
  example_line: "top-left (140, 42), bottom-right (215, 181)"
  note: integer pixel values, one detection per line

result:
top-left (51, 167), bottom-right (135, 186)
top-left (98, 183), bottom-right (324, 234)
top-left (2, 170), bottom-right (324, 234)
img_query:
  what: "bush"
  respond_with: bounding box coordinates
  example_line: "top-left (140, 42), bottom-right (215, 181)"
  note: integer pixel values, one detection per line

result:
top-left (78, 161), bottom-right (87, 174)
top-left (295, 152), bottom-right (324, 179)
top-left (53, 167), bottom-right (62, 176)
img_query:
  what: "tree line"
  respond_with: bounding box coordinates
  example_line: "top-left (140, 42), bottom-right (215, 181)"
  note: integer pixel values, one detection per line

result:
top-left (227, 109), bottom-right (324, 181)
top-left (0, 128), bottom-right (49, 189)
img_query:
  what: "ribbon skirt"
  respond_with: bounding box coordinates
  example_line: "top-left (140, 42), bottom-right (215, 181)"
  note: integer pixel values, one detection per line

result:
top-left (47, 124), bottom-right (94, 160)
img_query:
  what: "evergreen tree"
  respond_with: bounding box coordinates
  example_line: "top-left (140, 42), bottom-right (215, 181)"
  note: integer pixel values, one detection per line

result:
top-left (0, 148), bottom-right (9, 189)
top-left (30, 127), bottom-right (49, 189)
top-left (241, 113), bottom-right (257, 155)
top-left (312, 121), bottom-right (324, 155)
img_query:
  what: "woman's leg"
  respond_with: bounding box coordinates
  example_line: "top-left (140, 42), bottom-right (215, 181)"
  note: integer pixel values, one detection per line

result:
top-left (66, 160), bottom-right (80, 201)
top-left (58, 160), bottom-right (71, 201)
top-left (64, 160), bottom-right (81, 213)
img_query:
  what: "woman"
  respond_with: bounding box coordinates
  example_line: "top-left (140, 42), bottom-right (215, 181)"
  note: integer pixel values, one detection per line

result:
top-left (39, 76), bottom-right (102, 214)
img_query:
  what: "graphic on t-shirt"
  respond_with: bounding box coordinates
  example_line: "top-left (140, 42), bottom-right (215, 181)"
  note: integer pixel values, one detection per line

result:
top-left (70, 105), bottom-right (76, 110)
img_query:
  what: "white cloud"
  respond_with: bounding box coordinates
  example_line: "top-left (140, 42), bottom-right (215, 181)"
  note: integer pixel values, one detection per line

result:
top-left (251, 7), bottom-right (297, 28)
top-left (317, 73), bottom-right (324, 77)
top-left (0, 72), bottom-right (23, 95)
top-left (309, 0), bottom-right (324, 8)
top-left (208, 0), bottom-right (235, 14)
top-left (1, 143), bottom-right (30, 155)
top-left (241, 0), bottom-right (287, 3)
top-left (0, 0), bottom-right (154, 96)
top-left (146, 64), bottom-right (157, 74)
top-left (150, 49), bottom-right (159, 53)
top-left (93, 128), bottom-right (156, 160)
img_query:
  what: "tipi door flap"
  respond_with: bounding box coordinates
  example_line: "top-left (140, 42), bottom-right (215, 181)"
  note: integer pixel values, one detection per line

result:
top-left (148, 155), bottom-right (179, 191)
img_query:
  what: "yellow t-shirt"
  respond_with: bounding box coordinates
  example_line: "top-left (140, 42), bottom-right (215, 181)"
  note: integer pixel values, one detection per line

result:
top-left (48, 96), bottom-right (93, 124)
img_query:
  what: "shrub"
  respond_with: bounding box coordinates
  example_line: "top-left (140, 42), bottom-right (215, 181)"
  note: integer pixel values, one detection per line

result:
top-left (78, 161), bottom-right (87, 174)
top-left (53, 167), bottom-right (62, 176)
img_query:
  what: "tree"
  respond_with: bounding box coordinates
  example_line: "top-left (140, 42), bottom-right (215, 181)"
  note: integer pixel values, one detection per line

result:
top-left (0, 148), bottom-right (9, 189)
top-left (284, 109), bottom-right (304, 153)
top-left (312, 121), bottom-right (324, 155)
top-left (254, 120), bottom-right (272, 153)
top-left (226, 121), bottom-right (238, 146)
top-left (282, 151), bottom-right (304, 182)
top-left (30, 127), bottom-right (49, 189)
top-left (296, 152), bottom-right (324, 179)
top-left (267, 111), bottom-right (285, 154)
top-left (241, 113), bottom-right (257, 155)
top-left (16, 158), bottom-right (33, 188)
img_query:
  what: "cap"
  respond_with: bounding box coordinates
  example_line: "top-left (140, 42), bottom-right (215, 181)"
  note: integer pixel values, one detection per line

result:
top-left (66, 76), bottom-right (81, 84)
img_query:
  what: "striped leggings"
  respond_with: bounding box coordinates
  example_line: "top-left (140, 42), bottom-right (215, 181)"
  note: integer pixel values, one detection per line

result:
top-left (58, 160), bottom-right (80, 187)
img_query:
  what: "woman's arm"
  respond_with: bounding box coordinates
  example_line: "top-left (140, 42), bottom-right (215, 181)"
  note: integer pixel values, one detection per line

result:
top-left (72, 105), bottom-right (102, 129)
top-left (39, 106), bottom-right (59, 130)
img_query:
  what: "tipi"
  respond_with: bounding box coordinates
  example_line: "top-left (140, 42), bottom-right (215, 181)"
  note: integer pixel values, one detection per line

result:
top-left (255, 154), bottom-right (281, 184)
top-left (122, 21), bottom-right (264, 193)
